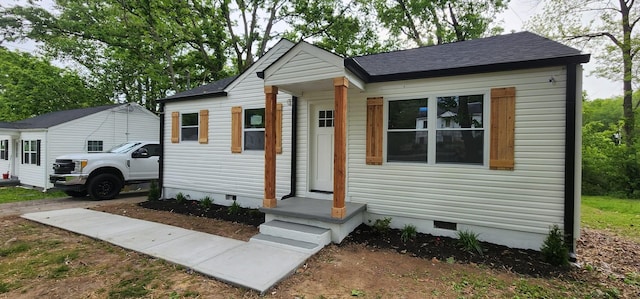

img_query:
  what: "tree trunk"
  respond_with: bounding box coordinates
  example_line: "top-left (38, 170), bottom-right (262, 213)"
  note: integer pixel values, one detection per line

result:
top-left (620, 0), bottom-right (635, 145)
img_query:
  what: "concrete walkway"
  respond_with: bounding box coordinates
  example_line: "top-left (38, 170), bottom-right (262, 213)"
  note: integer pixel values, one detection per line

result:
top-left (21, 208), bottom-right (311, 294)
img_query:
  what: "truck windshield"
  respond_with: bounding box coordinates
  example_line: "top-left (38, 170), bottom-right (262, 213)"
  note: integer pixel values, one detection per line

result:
top-left (106, 142), bottom-right (142, 153)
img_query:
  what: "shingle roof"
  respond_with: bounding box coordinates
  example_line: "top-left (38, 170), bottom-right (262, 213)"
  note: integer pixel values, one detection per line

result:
top-left (346, 31), bottom-right (590, 82)
top-left (159, 75), bottom-right (238, 102)
top-left (2, 104), bottom-right (122, 129)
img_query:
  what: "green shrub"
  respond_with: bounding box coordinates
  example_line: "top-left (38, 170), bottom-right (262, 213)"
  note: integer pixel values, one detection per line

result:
top-left (372, 217), bottom-right (392, 234)
top-left (457, 230), bottom-right (483, 255)
top-left (200, 196), bottom-right (213, 209)
top-left (227, 200), bottom-right (241, 215)
top-left (540, 225), bottom-right (569, 266)
top-left (147, 180), bottom-right (160, 201)
top-left (400, 224), bottom-right (417, 243)
top-left (175, 192), bottom-right (188, 204)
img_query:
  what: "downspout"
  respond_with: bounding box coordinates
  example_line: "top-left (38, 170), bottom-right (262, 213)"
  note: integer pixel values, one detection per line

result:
top-left (43, 130), bottom-right (48, 191)
top-left (281, 96), bottom-right (298, 200)
top-left (564, 63), bottom-right (577, 261)
top-left (158, 102), bottom-right (165, 199)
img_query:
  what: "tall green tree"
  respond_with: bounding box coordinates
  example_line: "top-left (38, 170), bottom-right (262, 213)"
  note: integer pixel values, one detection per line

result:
top-left (0, 47), bottom-right (110, 121)
top-left (220, 0), bottom-right (387, 73)
top-left (281, 0), bottom-right (390, 56)
top-left (365, 0), bottom-right (509, 47)
top-left (529, 0), bottom-right (640, 146)
top-left (0, 0), bottom-right (229, 110)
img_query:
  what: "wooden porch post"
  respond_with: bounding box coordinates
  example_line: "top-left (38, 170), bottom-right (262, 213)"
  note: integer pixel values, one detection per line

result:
top-left (264, 86), bottom-right (278, 208)
top-left (332, 77), bottom-right (349, 218)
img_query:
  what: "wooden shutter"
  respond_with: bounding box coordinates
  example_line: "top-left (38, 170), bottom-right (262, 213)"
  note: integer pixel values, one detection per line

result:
top-left (276, 103), bottom-right (283, 154)
top-left (199, 109), bottom-right (209, 144)
top-left (366, 97), bottom-right (384, 165)
top-left (171, 111), bottom-right (179, 143)
top-left (490, 87), bottom-right (516, 170)
top-left (36, 140), bottom-right (41, 166)
top-left (231, 106), bottom-right (242, 153)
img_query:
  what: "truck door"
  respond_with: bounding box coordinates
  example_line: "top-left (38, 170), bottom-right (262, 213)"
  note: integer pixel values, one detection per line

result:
top-left (128, 144), bottom-right (160, 180)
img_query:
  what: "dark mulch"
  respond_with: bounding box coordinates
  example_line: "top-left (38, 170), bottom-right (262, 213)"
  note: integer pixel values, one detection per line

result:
top-left (140, 199), bottom-right (265, 227)
top-left (139, 199), bottom-right (568, 277)
top-left (341, 224), bottom-right (568, 278)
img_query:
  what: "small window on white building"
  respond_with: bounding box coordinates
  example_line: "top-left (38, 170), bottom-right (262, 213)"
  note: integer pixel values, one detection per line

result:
top-left (0, 140), bottom-right (8, 160)
top-left (87, 140), bottom-right (103, 152)
top-left (244, 108), bottom-right (265, 150)
top-left (181, 113), bottom-right (199, 141)
top-left (22, 140), bottom-right (41, 165)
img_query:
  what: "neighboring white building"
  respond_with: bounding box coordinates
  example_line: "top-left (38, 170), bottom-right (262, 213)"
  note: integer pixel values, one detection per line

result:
top-left (0, 103), bottom-right (159, 189)
top-left (158, 32), bottom-right (589, 256)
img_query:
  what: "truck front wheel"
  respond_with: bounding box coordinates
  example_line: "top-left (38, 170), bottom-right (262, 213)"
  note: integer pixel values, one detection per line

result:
top-left (88, 173), bottom-right (122, 200)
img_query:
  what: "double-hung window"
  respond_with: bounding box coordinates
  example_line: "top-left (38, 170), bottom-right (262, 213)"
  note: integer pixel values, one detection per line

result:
top-left (436, 95), bottom-right (484, 164)
top-left (244, 108), bottom-right (265, 150)
top-left (0, 140), bottom-right (8, 160)
top-left (22, 140), bottom-right (40, 165)
top-left (387, 94), bottom-right (485, 165)
top-left (87, 140), bottom-right (103, 152)
top-left (181, 113), bottom-right (199, 141)
top-left (387, 99), bottom-right (428, 162)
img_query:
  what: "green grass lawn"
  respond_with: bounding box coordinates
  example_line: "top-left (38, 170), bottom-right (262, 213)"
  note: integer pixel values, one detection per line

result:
top-left (0, 187), bottom-right (67, 204)
top-left (581, 195), bottom-right (640, 241)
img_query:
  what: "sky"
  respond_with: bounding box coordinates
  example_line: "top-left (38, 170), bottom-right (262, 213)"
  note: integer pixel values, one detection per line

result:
top-left (2, 0), bottom-right (621, 100)
top-left (499, 0), bottom-right (620, 99)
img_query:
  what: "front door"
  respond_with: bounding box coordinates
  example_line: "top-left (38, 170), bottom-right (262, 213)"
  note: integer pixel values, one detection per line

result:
top-left (310, 103), bottom-right (334, 193)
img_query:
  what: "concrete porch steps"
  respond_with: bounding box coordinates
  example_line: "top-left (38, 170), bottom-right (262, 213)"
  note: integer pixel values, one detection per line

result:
top-left (249, 220), bottom-right (332, 254)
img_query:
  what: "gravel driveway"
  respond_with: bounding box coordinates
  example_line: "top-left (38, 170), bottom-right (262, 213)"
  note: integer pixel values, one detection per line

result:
top-left (0, 192), bottom-right (147, 217)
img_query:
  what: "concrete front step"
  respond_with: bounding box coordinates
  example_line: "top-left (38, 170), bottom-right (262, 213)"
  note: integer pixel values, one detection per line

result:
top-left (250, 233), bottom-right (324, 254)
top-left (259, 220), bottom-right (332, 246)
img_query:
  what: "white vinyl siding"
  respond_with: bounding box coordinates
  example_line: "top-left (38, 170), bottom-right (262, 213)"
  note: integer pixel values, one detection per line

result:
top-left (162, 42), bottom-right (293, 207)
top-left (16, 131), bottom-right (45, 187)
top-left (43, 104), bottom-right (159, 189)
top-left (343, 66), bottom-right (567, 241)
top-left (264, 46), bottom-right (344, 87)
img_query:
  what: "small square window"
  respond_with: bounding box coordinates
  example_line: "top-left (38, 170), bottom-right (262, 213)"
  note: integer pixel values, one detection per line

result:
top-left (87, 140), bottom-right (103, 152)
top-left (318, 109), bottom-right (335, 128)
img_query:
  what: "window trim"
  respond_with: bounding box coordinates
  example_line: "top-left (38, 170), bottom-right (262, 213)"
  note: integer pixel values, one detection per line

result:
top-left (243, 107), bottom-right (266, 151)
top-left (180, 112), bottom-right (199, 142)
top-left (385, 90), bottom-right (490, 167)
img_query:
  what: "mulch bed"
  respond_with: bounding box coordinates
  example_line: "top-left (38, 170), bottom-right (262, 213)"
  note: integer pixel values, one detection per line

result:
top-left (341, 224), bottom-right (566, 277)
top-left (140, 199), bottom-right (265, 227)
top-left (140, 199), bottom-right (568, 277)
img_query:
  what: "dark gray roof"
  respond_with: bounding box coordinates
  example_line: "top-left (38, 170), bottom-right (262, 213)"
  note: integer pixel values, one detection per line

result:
top-left (1, 104), bottom-right (122, 129)
top-left (346, 31), bottom-right (590, 82)
top-left (159, 75), bottom-right (238, 102)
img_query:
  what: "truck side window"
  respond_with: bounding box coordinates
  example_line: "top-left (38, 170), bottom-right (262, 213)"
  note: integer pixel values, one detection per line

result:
top-left (141, 144), bottom-right (160, 157)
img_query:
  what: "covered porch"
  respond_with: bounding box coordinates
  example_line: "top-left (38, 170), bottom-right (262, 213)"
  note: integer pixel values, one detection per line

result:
top-left (257, 41), bottom-right (367, 245)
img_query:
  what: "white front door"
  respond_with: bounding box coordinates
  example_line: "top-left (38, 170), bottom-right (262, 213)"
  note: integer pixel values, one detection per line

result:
top-left (310, 103), bottom-right (334, 193)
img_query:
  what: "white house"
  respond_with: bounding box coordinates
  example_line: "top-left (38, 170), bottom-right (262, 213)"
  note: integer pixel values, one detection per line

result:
top-left (157, 32), bottom-right (589, 257)
top-left (0, 103), bottom-right (159, 189)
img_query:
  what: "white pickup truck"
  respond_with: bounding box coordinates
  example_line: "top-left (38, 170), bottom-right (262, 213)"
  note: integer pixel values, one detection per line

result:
top-left (50, 141), bottom-right (160, 200)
